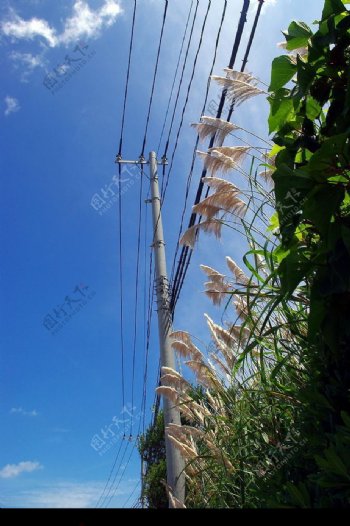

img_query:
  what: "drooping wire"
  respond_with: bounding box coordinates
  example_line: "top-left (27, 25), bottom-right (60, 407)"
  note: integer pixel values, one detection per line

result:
top-left (169, 0), bottom-right (228, 288)
top-left (100, 440), bottom-right (131, 508)
top-left (140, 0), bottom-right (169, 158)
top-left (157, 0), bottom-right (195, 155)
top-left (104, 440), bottom-right (139, 508)
top-left (170, 0), bottom-right (252, 312)
top-left (118, 0), bottom-right (137, 157)
top-left (130, 163), bottom-right (144, 437)
top-left (161, 0), bottom-right (200, 161)
top-left (161, 0), bottom-right (213, 202)
top-left (122, 480), bottom-right (141, 509)
top-left (95, 438), bottom-right (124, 508)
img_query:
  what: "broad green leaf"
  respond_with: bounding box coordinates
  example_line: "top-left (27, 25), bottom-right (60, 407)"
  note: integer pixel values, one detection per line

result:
top-left (268, 90), bottom-right (295, 133)
top-left (270, 144), bottom-right (285, 157)
top-left (306, 96), bottom-right (322, 120)
top-left (322, 0), bottom-right (346, 19)
top-left (269, 55), bottom-right (296, 91)
top-left (283, 21), bottom-right (312, 51)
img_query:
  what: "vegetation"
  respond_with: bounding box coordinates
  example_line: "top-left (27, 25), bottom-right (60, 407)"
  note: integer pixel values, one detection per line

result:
top-left (138, 411), bottom-right (168, 508)
top-left (139, 0), bottom-right (350, 508)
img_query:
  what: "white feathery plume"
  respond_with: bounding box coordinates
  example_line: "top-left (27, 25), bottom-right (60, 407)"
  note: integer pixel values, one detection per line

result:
top-left (211, 75), bottom-right (266, 106)
top-left (200, 264), bottom-right (225, 281)
top-left (234, 294), bottom-right (249, 321)
top-left (209, 351), bottom-right (231, 377)
top-left (191, 116), bottom-right (240, 146)
top-left (205, 314), bottom-right (236, 370)
top-left (224, 323), bottom-right (251, 346)
top-left (185, 360), bottom-right (220, 389)
top-left (180, 219), bottom-right (223, 248)
top-left (169, 332), bottom-right (203, 361)
top-left (259, 154), bottom-right (276, 186)
top-left (226, 256), bottom-right (249, 285)
top-left (209, 146), bottom-right (251, 165)
top-left (167, 486), bottom-right (187, 509)
top-left (204, 280), bottom-right (231, 306)
top-left (206, 390), bottom-right (225, 415)
top-left (167, 434), bottom-right (198, 461)
top-left (192, 189), bottom-right (247, 220)
top-left (170, 330), bottom-right (191, 343)
top-left (161, 372), bottom-right (191, 393)
top-left (223, 68), bottom-right (259, 86)
top-left (201, 177), bottom-right (240, 193)
top-left (168, 423), bottom-right (205, 441)
top-left (156, 386), bottom-right (179, 406)
top-left (197, 150), bottom-right (239, 176)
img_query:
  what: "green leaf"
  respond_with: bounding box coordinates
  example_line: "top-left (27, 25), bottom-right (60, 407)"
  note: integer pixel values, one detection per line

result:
top-left (269, 55), bottom-right (296, 91)
top-left (283, 21), bottom-right (312, 51)
top-left (306, 96), bottom-right (322, 120)
top-left (322, 0), bottom-right (346, 19)
top-left (268, 89), bottom-right (295, 133)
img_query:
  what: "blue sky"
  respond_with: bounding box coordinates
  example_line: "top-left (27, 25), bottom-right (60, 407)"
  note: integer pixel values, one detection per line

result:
top-left (0, 0), bottom-right (324, 509)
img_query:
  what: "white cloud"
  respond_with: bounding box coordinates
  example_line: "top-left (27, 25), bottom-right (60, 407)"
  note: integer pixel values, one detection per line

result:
top-left (4, 96), bottom-right (20, 116)
top-left (0, 480), bottom-right (137, 508)
top-left (59, 0), bottom-right (122, 45)
top-left (1, 10), bottom-right (57, 47)
top-left (0, 1), bottom-right (122, 48)
top-left (10, 407), bottom-right (38, 416)
top-left (0, 461), bottom-right (42, 479)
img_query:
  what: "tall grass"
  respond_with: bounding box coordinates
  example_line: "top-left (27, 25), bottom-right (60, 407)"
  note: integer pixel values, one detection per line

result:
top-left (158, 73), bottom-right (311, 508)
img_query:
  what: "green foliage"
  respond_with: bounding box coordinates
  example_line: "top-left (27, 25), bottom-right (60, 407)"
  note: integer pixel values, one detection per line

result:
top-left (266, 0), bottom-right (350, 507)
top-left (172, 0), bottom-right (350, 509)
top-left (138, 412), bottom-right (168, 508)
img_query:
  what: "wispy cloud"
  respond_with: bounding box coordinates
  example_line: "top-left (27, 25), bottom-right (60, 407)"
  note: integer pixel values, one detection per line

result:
top-left (0, 461), bottom-right (42, 479)
top-left (0, 480), bottom-right (137, 508)
top-left (4, 96), bottom-right (20, 116)
top-left (0, 1), bottom-right (122, 48)
top-left (10, 407), bottom-right (38, 416)
top-left (59, 0), bottom-right (122, 45)
top-left (1, 9), bottom-right (57, 46)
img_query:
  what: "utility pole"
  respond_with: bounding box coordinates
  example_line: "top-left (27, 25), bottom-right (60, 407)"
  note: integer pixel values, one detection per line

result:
top-left (116, 152), bottom-right (185, 507)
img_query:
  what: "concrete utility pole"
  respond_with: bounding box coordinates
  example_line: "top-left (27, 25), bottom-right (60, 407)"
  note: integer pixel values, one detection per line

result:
top-left (149, 151), bottom-right (185, 505)
top-left (116, 152), bottom-right (185, 507)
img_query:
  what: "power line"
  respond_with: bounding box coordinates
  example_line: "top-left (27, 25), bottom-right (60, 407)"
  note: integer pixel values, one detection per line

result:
top-left (157, 0), bottom-right (195, 155)
top-left (105, 441), bottom-right (137, 508)
top-left (140, 0), bottom-right (169, 158)
top-left (170, 0), bottom-right (253, 312)
top-left (100, 440), bottom-right (131, 508)
top-left (169, 0), bottom-right (228, 287)
top-left (161, 0), bottom-right (200, 161)
top-left (95, 439), bottom-right (125, 508)
top-left (122, 480), bottom-right (141, 508)
top-left (161, 0), bottom-right (213, 202)
top-left (118, 0), bottom-right (137, 157)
